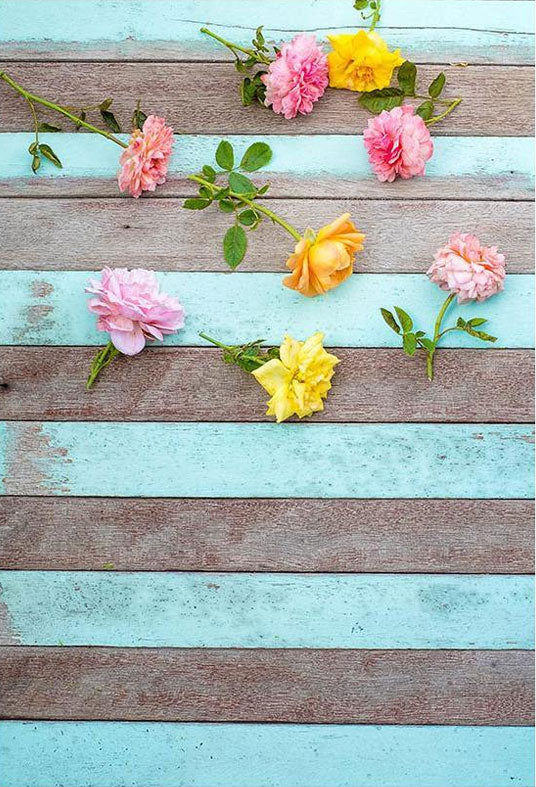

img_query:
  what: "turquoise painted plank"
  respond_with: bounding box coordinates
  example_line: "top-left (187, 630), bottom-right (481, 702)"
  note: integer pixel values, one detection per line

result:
top-left (1, 0), bottom-right (533, 64)
top-left (0, 723), bottom-right (534, 787)
top-left (0, 571), bottom-right (532, 648)
top-left (0, 422), bottom-right (533, 498)
top-left (0, 271), bottom-right (532, 349)
top-left (0, 134), bottom-right (533, 190)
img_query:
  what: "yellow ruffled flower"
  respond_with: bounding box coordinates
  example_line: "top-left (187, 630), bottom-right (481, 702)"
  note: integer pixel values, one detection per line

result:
top-left (327, 31), bottom-right (404, 92)
top-left (252, 333), bottom-right (339, 423)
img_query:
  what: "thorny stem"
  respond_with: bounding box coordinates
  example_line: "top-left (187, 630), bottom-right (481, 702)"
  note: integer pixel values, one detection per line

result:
top-left (424, 97), bottom-right (462, 127)
top-left (200, 27), bottom-right (271, 65)
top-left (426, 292), bottom-right (456, 381)
top-left (86, 341), bottom-right (121, 390)
top-left (0, 71), bottom-right (128, 148)
top-left (189, 174), bottom-right (303, 242)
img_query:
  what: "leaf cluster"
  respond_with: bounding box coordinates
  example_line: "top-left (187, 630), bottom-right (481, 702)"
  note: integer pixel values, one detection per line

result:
top-left (221, 338), bottom-right (280, 372)
top-left (184, 140), bottom-right (273, 269)
top-left (359, 61), bottom-right (449, 121)
top-left (354, 0), bottom-right (381, 28)
top-left (235, 27), bottom-right (272, 106)
top-left (28, 139), bottom-right (62, 173)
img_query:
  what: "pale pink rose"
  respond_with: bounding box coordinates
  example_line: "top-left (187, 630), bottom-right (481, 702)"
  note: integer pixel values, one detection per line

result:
top-left (427, 233), bottom-right (506, 303)
top-left (261, 34), bottom-right (328, 120)
top-left (86, 267), bottom-right (185, 355)
top-left (118, 115), bottom-right (174, 198)
top-left (363, 105), bottom-right (433, 182)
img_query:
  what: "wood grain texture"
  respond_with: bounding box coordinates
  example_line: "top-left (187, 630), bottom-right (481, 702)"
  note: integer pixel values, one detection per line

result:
top-left (1, 647), bottom-right (532, 724)
top-left (1, 134), bottom-right (533, 199)
top-left (1, 271), bottom-right (533, 349)
top-left (1, 198), bottom-right (532, 273)
top-left (1, 422), bottom-right (533, 498)
top-left (1, 498), bottom-right (532, 573)
top-left (0, 571), bottom-right (532, 648)
top-left (1, 347), bottom-right (533, 423)
top-left (0, 64), bottom-right (533, 137)
top-left (1, 0), bottom-right (533, 64)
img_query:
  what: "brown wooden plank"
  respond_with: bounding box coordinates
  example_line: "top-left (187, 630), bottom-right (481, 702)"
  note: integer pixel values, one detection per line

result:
top-left (0, 497), bottom-right (532, 573)
top-left (1, 347), bottom-right (533, 423)
top-left (0, 64), bottom-right (532, 136)
top-left (0, 647), bottom-right (532, 724)
top-left (0, 198), bottom-right (532, 273)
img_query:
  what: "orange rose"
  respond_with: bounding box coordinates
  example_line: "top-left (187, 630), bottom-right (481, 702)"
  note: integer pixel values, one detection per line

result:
top-left (283, 213), bottom-right (365, 297)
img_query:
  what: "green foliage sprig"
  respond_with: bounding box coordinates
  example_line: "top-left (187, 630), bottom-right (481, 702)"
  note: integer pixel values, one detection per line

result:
top-left (184, 139), bottom-right (302, 270)
top-left (199, 333), bottom-right (280, 372)
top-left (354, 0), bottom-right (382, 30)
top-left (359, 61), bottom-right (461, 126)
top-left (381, 294), bottom-right (496, 380)
top-left (201, 26), bottom-right (275, 106)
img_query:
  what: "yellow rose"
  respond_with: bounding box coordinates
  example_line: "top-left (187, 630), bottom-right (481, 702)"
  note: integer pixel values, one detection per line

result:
top-left (252, 333), bottom-right (339, 423)
top-left (327, 31), bottom-right (404, 92)
top-left (283, 213), bottom-right (365, 298)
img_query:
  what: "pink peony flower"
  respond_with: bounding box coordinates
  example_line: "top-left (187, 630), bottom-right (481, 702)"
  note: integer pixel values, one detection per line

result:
top-left (427, 233), bottom-right (506, 303)
top-left (118, 115), bottom-right (174, 198)
top-left (261, 34), bottom-right (328, 120)
top-left (363, 105), bottom-right (433, 182)
top-left (86, 267), bottom-right (185, 355)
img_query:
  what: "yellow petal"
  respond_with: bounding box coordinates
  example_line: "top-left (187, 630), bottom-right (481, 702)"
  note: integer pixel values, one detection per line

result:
top-left (251, 358), bottom-right (288, 396)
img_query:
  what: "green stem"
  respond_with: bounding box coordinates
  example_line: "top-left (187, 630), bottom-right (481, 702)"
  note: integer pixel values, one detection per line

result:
top-left (199, 332), bottom-right (231, 350)
top-left (189, 175), bottom-right (303, 242)
top-left (25, 96), bottom-right (39, 145)
top-left (86, 341), bottom-right (121, 390)
top-left (425, 97), bottom-right (462, 127)
top-left (200, 27), bottom-right (271, 65)
top-left (369, 0), bottom-right (381, 30)
top-left (427, 292), bottom-right (456, 381)
top-left (0, 71), bottom-right (128, 148)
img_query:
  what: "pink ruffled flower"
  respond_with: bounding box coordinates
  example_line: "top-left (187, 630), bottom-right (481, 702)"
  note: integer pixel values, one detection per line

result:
top-left (363, 105), bottom-right (433, 182)
top-left (118, 115), bottom-right (174, 198)
top-left (427, 233), bottom-right (506, 304)
top-left (86, 267), bottom-right (185, 355)
top-left (261, 34), bottom-right (328, 120)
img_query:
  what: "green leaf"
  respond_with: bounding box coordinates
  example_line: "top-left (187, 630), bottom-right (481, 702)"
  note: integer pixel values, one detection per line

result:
top-left (358, 87), bottom-right (405, 114)
top-left (215, 140), bottom-right (234, 171)
top-left (100, 109), bottom-right (121, 133)
top-left (183, 198), bottom-right (211, 209)
top-left (228, 171), bottom-right (256, 194)
top-left (38, 122), bottom-right (62, 132)
top-left (28, 141), bottom-right (38, 155)
top-left (402, 332), bottom-right (417, 356)
top-left (219, 199), bottom-right (235, 213)
top-left (198, 186), bottom-right (213, 199)
top-left (240, 142), bottom-right (272, 172)
top-left (223, 225), bottom-right (247, 269)
top-left (31, 154), bottom-right (41, 173)
top-left (419, 337), bottom-right (435, 352)
top-left (132, 106), bottom-right (147, 131)
top-left (240, 77), bottom-right (257, 107)
top-left (74, 110), bottom-right (86, 131)
top-left (354, 0), bottom-right (368, 8)
top-left (394, 306), bottom-right (413, 333)
top-left (467, 317), bottom-right (488, 327)
top-left (380, 308), bottom-right (400, 334)
top-left (415, 100), bottom-right (434, 120)
top-left (456, 317), bottom-right (467, 328)
top-left (238, 209), bottom-right (258, 226)
top-left (202, 165), bottom-right (216, 182)
top-left (99, 97), bottom-right (114, 111)
top-left (462, 325), bottom-right (497, 343)
top-left (397, 60), bottom-right (417, 96)
top-left (256, 183), bottom-right (270, 195)
top-left (39, 144), bottom-right (62, 168)
top-left (428, 72), bottom-right (446, 99)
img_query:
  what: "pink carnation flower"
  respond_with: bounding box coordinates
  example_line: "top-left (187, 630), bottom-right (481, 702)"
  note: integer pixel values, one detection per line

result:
top-left (261, 34), bottom-right (328, 120)
top-left (427, 233), bottom-right (506, 304)
top-left (118, 115), bottom-right (174, 198)
top-left (363, 105), bottom-right (433, 182)
top-left (86, 267), bottom-right (185, 355)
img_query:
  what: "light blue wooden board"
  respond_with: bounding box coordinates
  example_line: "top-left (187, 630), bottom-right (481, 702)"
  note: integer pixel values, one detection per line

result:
top-left (1, 422), bottom-right (533, 499)
top-left (1, 0), bottom-right (533, 64)
top-left (0, 571), bottom-right (532, 648)
top-left (0, 722), bottom-right (533, 787)
top-left (0, 134), bottom-right (533, 195)
top-left (0, 271), bottom-right (532, 348)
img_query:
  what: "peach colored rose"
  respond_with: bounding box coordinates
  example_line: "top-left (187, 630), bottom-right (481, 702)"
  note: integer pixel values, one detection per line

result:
top-left (118, 115), bottom-right (174, 198)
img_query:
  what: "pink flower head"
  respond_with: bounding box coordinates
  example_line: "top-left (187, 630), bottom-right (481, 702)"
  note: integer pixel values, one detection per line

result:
top-left (363, 105), bottom-right (433, 182)
top-left (427, 233), bottom-right (506, 304)
top-left (261, 34), bottom-right (328, 120)
top-left (85, 267), bottom-right (185, 355)
top-left (118, 115), bottom-right (174, 198)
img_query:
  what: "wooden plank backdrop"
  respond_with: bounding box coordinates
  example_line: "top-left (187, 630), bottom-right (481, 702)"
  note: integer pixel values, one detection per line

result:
top-left (0, 0), bottom-right (534, 785)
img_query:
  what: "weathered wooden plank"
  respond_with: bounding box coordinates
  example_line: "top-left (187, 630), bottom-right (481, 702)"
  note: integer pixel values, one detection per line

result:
top-left (1, 647), bottom-right (532, 724)
top-left (1, 347), bottom-right (533, 423)
top-left (1, 271), bottom-right (533, 349)
top-left (1, 64), bottom-right (533, 137)
top-left (1, 498), bottom-right (532, 573)
top-left (1, 0), bottom-right (533, 64)
top-left (0, 422), bottom-right (533, 498)
top-left (1, 198), bottom-right (532, 273)
top-left (0, 134), bottom-right (533, 199)
top-left (1, 723), bottom-right (533, 787)
top-left (0, 571), bottom-right (532, 648)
